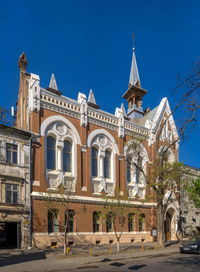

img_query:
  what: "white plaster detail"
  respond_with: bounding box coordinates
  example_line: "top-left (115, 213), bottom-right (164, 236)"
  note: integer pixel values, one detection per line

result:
top-left (80, 98), bottom-right (88, 127)
top-left (124, 140), bottom-right (149, 199)
top-left (31, 191), bottom-right (157, 207)
top-left (41, 117), bottom-right (81, 191)
top-left (28, 73), bottom-right (40, 113)
top-left (88, 131), bottom-right (117, 196)
top-left (40, 115), bottom-right (81, 145)
top-left (87, 129), bottom-right (119, 155)
top-left (115, 107), bottom-right (125, 138)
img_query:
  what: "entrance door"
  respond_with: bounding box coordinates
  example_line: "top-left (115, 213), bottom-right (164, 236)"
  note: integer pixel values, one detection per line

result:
top-left (165, 212), bottom-right (172, 241)
top-left (0, 222), bottom-right (20, 249)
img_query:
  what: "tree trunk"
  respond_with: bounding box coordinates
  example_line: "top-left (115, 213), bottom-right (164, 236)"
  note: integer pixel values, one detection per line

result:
top-left (116, 241), bottom-right (120, 252)
top-left (157, 204), bottom-right (165, 247)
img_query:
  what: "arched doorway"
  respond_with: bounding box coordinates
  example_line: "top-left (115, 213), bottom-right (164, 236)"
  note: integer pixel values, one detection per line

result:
top-left (165, 208), bottom-right (176, 241)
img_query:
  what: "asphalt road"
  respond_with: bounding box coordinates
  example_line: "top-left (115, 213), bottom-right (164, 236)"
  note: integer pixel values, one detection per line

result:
top-left (0, 252), bottom-right (200, 272)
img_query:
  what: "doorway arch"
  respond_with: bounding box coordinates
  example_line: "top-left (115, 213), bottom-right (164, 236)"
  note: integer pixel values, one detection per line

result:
top-left (165, 208), bottom-right (177, 241)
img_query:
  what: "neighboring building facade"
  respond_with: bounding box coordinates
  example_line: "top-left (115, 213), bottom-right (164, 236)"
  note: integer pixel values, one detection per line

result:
top-left (181, 165), bottom-right (200, 239)
top-left (15, 49), bottom-right (179, 247)
top-left (0, 124), bottom-right (31, 249)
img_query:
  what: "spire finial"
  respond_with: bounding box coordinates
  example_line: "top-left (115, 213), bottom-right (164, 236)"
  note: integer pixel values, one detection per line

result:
top-left (132, 32), bottom-right (135, 50)
top-left (129, 34), bottom-right (141, 87)
top-left (49, 73), bottom-right (58, 90)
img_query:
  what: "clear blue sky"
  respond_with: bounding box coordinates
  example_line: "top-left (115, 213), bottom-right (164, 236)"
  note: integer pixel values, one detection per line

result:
top-left (1, 0), bottom-right (200, 168)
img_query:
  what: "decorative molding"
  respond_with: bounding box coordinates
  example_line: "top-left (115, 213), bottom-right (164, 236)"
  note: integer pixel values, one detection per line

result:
top-left (31, 191), bottom-right (157, 207)
top-left (40, 115), bottom-right (81, 145)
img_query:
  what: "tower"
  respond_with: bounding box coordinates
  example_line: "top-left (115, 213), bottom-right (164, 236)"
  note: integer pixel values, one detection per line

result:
top-left (122, 47), bottom-right (148, 119)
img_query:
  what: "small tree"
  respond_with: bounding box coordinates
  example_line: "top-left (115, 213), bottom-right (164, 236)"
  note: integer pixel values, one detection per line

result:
top-left (39, 180), bottom-right (74, 255)
top-left (186, 178), bottom-right (200, 208)
top-left (101, 189), bottom-right (129, 252)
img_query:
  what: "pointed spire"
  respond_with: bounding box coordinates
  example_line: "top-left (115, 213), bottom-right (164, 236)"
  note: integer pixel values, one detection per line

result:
top-left (120, 103), bottom-right (126, 115)
top-left (129, 47), bottom-right (141, 87)
top-left (49, 73), bottom-right (58, 90)
top-left (87, 89), bottom-right (100, 109)
top-left (88, 89), bottom-right (96, 105)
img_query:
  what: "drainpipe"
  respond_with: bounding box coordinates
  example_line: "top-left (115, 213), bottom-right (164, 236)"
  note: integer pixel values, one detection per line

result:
top-left (28, 133), bottom-right (33, 249)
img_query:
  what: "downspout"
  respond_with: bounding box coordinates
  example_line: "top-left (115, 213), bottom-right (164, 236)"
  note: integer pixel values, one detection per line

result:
top-left (29, 133), bottom-right (33, 249)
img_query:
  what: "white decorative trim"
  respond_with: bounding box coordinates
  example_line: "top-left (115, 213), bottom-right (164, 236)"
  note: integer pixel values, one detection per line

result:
top-left (87, 129), bottom-right (119, 155)
top-left (31, 191), bottom-right (157, 207)
top-left (40, 115), bottom-right (81, 145)
top-left (124, 141), bottom-right (149, 199)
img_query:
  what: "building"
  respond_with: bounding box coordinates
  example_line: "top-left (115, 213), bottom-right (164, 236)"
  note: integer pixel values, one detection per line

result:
top-left (15, 48), bottom-right (179, 248)
top-left (180, 165), bottom-right (200, 239)
top-left (0, 124), bottom-right (32, 249)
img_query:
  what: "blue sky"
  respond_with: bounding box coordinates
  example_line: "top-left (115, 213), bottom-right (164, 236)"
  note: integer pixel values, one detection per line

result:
top-left (0, 0), bottom-right (200, 167)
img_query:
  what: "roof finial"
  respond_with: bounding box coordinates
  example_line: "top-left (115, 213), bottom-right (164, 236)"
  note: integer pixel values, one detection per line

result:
top-left (132, 32), bottom-right (135, 50)
top-left (49, 73), bottom-right (58, 90)
top-left (129, 33), bottom-right (141, 87)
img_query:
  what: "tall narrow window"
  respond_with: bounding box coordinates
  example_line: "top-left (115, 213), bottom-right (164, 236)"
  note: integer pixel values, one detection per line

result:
top-left (65, 210), bottom-right (75, 232)
top-left (6, 143), bottom-right (17, 164)
top-left (6, 184), bottom-right (18, 204)
top-left (139, 214), bottom-right (145, 232)
top-left (63, 140), bottom-right (72, 172)
top-left (92, 147), bottom-right (98, 177)
top-left (136, 157), bottom-right (142, 184)
top-left (106, 212), bottom-right (113, 232)
top-left (104, 150), bottom-right (111, 179)
top-left (128, 213), bottom-right (134, 232)
top-left (126, 155), bottom-right (132, 183)
top-left (93, 211), bottom-right (101, 233)
top-left (47, 136), bottom-right (56, 170)
top-left (48, 209), bottom-right (58, 233)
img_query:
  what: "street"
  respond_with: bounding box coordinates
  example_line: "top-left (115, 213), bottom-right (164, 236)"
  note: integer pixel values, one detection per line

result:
top-left (0, 252), bottom-right (200, 272)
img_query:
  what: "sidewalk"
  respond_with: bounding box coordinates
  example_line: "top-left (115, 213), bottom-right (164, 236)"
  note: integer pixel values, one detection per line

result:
top-left (0, 243), bottom-right (180, 269)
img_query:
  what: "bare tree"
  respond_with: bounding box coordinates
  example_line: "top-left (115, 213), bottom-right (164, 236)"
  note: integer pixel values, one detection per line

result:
top-left (101, 189), bottom-right (129, 252)
top-left (38, 180), bottom-right (74, 254)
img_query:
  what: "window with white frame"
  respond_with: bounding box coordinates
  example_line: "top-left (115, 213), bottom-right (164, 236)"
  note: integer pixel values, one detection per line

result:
top-left (63, 140), bottom-right (72, 172)
top-left (126, 154), bottom-right (143, 184)
top-left (46, 133), bottom-right (73, 174)
top-left (5, 184), bottom-right (19, 204)
top-left (104, 150), bottom-right (111, 179)
top-left (47, 136), bottom-right (56, 170)
top-left (6, 143), bottom-right (18, 164)
top-left (92, 147), bottom-right (98, 177)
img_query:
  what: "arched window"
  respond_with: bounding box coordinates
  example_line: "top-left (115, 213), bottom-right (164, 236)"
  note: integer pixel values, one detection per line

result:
top-left (104, 150), bottom-right (111, 179)
top-left (93, 211), bottom-right (101, 233)
top-left (128, 213), bottom-right (134, 232)
top-left (65, 210), bottom-right (75, 232)
top-left (47, 136), bottom-right (56, 170)
top-left (139, 213), bottom-right (145, 232)
top-left (92, 147), bottom-right (98, 177)
top-left (48, 209), bottom-right (58, 233)
top-left (63, 140), bottom-right (72, 172)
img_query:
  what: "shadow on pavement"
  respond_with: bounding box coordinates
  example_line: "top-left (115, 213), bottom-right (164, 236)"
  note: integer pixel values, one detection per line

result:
top-left (0, 251), bottom-right (46, 267)
top-left (128, 264), bottom-right (146, 270)
top-left (163, 255), bottom-right (200, 269)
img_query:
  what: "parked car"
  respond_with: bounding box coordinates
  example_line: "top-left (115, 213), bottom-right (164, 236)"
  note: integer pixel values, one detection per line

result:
top-left (180, 240), bottom-right (200, 254)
